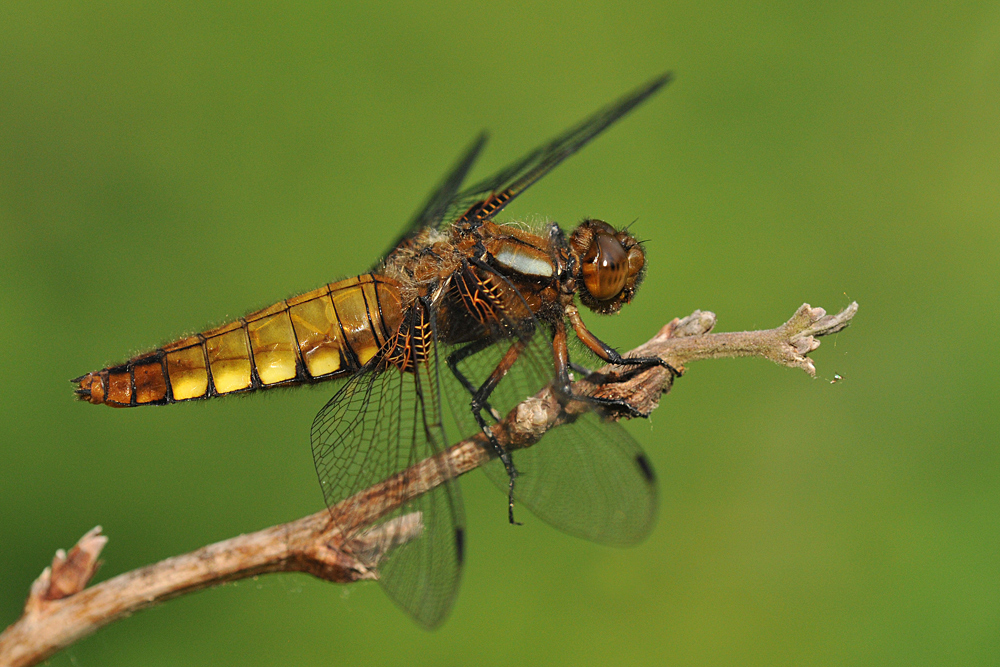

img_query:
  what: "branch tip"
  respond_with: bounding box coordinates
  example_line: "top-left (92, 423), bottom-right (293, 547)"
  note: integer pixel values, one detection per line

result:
top-left (782, 302), bottom-right (858, 376)
top-left (24, 526), bottom-right (107, 615)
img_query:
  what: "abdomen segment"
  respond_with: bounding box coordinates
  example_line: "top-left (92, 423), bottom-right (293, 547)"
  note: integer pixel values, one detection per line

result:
top-left (75, 274), bottom-right (404, 407)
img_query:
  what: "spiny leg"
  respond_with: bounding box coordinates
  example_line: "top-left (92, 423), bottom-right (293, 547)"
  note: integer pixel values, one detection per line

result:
top-left (448, 338), bottom-right (528, 525)
top-left (553, 317), bottom-right (667, 419)
top-left (446, 339), bottom-right (503, 422)
top-left (566, 304), bottom-right (680, 380)
top-left (450, 259), bottom-right (544, 524)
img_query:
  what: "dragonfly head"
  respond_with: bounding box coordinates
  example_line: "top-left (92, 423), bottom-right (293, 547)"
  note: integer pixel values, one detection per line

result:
top-left (569, 219), bottom-right (646, 315)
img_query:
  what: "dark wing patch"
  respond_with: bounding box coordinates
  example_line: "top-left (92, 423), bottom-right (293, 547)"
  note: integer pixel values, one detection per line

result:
top-left (311, 348), bottom-right (464, 629)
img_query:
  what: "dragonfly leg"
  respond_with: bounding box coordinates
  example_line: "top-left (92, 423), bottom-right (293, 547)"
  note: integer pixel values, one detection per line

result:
top-left (553, 319), bottom-right (654, 418)
top-left (565, 304), bottom-right (680, 379)
top-left (446, 340), bottom-right (503, 422)
top-left (447, 338), bottom-right (529, 525)
top-left (568, 360), bottom-right (608, 382)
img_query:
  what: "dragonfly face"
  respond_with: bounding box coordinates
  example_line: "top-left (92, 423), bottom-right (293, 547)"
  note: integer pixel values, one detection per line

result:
top-left (74, 73), bottom-right (674, 628)
top-left (570, 218), bottom-right (646, 313)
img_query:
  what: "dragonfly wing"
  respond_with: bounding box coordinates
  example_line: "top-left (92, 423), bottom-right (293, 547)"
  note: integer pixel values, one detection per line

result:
top-left (440, 73), bottom-right (673, 229)
top-left (382, 73), bottom-right (672, 263)
top-left (311, 350), bottom-right (464, 629)
top-left (442, 312), bottom-right (658, 546)
top-left (378, 132), bottom-right (489, 263)
top-left (483, 410), bottom-right (657, 546)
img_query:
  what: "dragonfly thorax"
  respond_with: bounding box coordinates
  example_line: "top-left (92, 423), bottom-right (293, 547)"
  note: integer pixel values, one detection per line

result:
top-left (480, 221), bottom-right (560, 281)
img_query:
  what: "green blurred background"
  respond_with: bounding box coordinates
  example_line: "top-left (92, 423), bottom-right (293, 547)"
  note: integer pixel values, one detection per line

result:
top-left (2, 1), bottom-right (998, 665)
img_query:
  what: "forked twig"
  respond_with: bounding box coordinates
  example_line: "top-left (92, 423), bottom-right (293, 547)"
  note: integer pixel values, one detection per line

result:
top-left (0, 302), bottom-right (857, 667)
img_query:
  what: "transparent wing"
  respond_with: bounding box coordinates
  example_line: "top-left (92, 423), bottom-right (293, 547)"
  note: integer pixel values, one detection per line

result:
top-left (378, 132), bottom-right (488, 263)
top-left (437, 73), bottom-right (673, 230)
top-left (484, 408), bottom-right (657, 546)
top-left (442, 311), bottom-right (657, 546)
top-left (310, 348), bottom-right (464, 629)
top-left (384, 73), bottom-right (672, 260)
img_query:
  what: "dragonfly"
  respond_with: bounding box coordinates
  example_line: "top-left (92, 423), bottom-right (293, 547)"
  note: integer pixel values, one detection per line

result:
top-left (74, 73), bottom-right (674, 628)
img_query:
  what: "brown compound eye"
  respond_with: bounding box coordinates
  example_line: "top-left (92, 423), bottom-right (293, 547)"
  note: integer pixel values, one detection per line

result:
top-left (626, 244), bottom-right (644, 276)
top-left (582, 232), bottom-right (629, 301)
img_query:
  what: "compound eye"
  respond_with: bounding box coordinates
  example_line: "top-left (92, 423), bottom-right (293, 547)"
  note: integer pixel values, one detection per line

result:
top-left (627, 245), bottom-right (644, 275)
top-left (582, 234), bottom-right (628, 301)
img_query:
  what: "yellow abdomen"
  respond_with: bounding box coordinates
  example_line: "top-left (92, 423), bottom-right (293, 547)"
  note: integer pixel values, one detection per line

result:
top-left (75, 274), bottom-right (404, 407)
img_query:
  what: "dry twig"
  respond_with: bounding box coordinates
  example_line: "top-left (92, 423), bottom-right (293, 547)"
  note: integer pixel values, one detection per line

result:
top-left (0, 302), bottom-right (857, 667)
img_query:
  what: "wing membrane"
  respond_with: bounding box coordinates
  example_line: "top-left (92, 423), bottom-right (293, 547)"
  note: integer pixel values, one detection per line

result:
top-left (389, 72), bottom-right (673, 252)
top-left (485, 408), bottom-right (657, 546)
top-left (448, 72), bottom-right (673, 228)
top-left (311, 346), bottom-right (464, 629)
top-left (441, 291), bottom-right (657, 546)
top-left (379, 132), bottom-right (488, 263)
